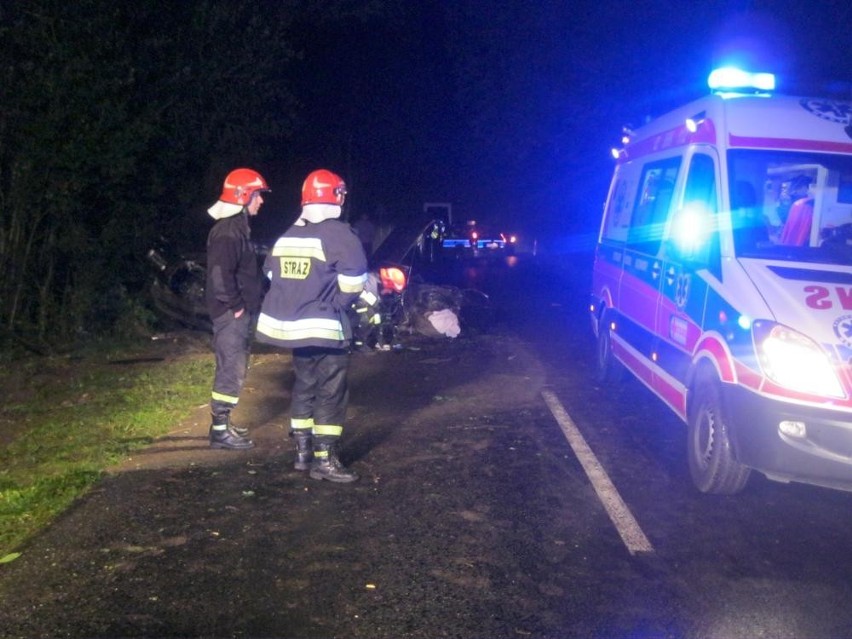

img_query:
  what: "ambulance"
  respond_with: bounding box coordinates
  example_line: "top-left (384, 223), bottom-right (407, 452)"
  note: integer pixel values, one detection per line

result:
top-left (589, 68), bottom-right (852, 494)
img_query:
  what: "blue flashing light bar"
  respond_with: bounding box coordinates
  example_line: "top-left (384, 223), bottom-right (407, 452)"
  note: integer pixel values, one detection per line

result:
top-left (442, 238), bottom-right (470, 249)
top-left (708, 67), bottom-right (775, 94)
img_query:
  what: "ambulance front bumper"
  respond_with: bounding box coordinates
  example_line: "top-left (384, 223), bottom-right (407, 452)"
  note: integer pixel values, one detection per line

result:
top-left (726, 385), bottom-right (852, 492)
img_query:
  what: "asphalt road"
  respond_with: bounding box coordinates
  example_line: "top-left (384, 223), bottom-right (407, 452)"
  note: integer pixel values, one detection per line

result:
top-left (1, 249), bottom-right (852, 638)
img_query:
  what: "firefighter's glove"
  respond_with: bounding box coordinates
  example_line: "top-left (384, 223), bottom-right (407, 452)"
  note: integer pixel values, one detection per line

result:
top-left (352, 289), bottom-right (379, 323)
top-left (359, 289), bottom-right (378, 307)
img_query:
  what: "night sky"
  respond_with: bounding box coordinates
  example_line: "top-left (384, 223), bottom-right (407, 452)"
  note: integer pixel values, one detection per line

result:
top-left (255, 1), bottom-right (852, 247)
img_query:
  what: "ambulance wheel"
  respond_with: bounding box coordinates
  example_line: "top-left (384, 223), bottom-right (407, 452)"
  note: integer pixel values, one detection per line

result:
top-left (595, 322), bottom-right (625, 383)
top-left (687, 369), bottom-right (750, 494)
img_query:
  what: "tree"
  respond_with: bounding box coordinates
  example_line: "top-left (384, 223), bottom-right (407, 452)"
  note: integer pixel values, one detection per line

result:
top-left (0, 0), bottom-right (300, 350)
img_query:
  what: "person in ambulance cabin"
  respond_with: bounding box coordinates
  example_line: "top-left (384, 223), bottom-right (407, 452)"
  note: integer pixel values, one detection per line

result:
top-left (205, 167), bottom-right (270, 451)
top-left (256, 169), bottom-right (369, 483)
top-left (778, 175), bottom-right (815, 246)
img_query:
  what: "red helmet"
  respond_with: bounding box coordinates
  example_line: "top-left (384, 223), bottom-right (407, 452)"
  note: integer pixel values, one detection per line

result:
top-left (219, 168), bottom-right (270, 206)
top-left (301, 169), bottom-right (347, 206)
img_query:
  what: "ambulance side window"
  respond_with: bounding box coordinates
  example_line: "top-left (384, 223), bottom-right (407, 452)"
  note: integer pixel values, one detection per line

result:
top-left (668, 152), bottom-right (721, 276)
top-left (602, 177), bottom-right (632, 242)
top-left (627, 158), bottom-right (680, 255)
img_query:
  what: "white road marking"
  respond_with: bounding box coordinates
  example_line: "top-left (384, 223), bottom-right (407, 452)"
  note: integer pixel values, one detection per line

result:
top-left (541, 389), bottom-right (654, 555)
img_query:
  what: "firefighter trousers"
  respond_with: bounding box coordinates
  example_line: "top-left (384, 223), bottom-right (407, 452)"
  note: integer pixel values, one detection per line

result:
top-left (210, 311), bottom-right (253, 425)
top-left (291, 346), bottom-right (350, 438)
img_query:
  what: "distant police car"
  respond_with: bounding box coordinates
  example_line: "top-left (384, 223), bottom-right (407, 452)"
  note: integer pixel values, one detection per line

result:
top-left (590, 67), bottom-right (852, 494)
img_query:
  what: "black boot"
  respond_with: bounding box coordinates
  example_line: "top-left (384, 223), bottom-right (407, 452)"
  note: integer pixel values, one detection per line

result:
top-left (292, 430), bottom-right (313, 471)
top-left (209, 425), bottom-right (254, 450)
top-left (211, 409), bottom-right (249, 437)
top-left (309, 439), bottom-right (359, 483)
top-left (229, 423), bottom-right (250, 437)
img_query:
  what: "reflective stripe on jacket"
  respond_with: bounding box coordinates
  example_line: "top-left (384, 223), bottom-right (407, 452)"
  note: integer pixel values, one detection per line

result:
top-left (256, 219), bottom-right (367, 349)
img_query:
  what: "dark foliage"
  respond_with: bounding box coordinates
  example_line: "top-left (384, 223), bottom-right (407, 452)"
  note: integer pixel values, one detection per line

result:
top-left (0, 0), bottom-right (302, 350)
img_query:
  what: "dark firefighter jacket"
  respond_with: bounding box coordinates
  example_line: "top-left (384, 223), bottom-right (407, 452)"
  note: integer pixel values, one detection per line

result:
top-left (205, 212), bottom-right (264, 320)
top-left (256, 219), bottom-right (368, 350)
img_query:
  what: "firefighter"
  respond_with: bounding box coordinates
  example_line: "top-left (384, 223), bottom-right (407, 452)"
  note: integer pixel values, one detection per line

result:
top-left (205, 167), bottom-right (270, 450)
top-left (256, 169), bottom-right (368, 482)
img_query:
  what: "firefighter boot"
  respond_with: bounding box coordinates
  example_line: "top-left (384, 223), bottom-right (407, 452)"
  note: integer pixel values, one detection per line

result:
top-left (211, 406), bottom-right (248, 437)
top-left (309, 439), bottom-right (359, 483)
top-left (209, 424), bottom-right (254, 450)
top-left (292, 430), bottom-right (314, 471)
top-left (229, 423), bottom-right (250, 437)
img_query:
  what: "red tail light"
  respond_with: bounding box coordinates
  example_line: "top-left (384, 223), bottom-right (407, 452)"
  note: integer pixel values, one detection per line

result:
top-left (379, 266), bottom-right (407, 293)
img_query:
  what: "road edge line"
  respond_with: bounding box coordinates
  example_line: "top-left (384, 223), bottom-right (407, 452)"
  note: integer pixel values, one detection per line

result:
top-left (541, 389), bottom-right (654, 556)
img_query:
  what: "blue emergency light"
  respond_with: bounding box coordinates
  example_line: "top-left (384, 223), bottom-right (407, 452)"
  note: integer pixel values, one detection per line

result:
top-left (708, 67), bottom-right (775, 94)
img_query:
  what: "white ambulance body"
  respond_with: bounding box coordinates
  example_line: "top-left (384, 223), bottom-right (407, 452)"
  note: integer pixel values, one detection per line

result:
top-left (590, 73), bottom-right (852, 494)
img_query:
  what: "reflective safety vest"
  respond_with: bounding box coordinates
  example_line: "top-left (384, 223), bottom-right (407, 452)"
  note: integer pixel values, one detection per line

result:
top-left (256, 219), bottom-right (368, 350)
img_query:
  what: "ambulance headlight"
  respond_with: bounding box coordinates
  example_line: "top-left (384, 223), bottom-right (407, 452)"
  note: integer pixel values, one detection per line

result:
top-left (753, 321), bottom-right (845, 398)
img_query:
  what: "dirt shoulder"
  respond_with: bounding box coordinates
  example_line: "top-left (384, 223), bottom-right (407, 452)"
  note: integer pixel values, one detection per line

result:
top-left (107, 345), bottom-right (295, 474)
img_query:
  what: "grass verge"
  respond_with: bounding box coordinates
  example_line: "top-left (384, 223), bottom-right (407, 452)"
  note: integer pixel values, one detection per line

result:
top-left (0, 346), bottom-right (213, 558)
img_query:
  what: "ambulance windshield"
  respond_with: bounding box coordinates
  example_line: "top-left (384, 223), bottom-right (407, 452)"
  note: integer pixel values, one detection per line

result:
top-left (728, 150), bottom-right (852, 265)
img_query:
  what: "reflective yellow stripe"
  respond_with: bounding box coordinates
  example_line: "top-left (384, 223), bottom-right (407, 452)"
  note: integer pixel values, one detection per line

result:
top-left (338, 272), bottom-right (367, 293)
top-left (257, 314), bottom-right (345, 342)
top-left (291, 417), bottom-right (314, 432)
top-left (212, 391), bottom-right (239, 404)
top-left (313, 424), bottom-right (343, 437)
top-left (271, 237), bottom-right (326, 262)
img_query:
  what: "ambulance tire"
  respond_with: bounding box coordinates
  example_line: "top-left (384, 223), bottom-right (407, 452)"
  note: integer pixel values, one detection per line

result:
top-left (595, 322), bottom-right (625, 384)
top-left (687, 369), bottom-right (751, 495)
